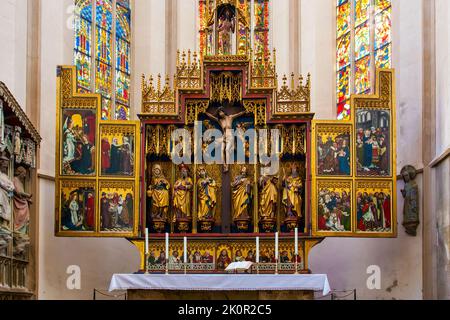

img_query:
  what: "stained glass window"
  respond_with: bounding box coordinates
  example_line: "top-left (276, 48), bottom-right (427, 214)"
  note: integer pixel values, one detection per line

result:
top-left (74, 0), bottom-right (132, 120)
top-left (336, 0), bottom-right (392, 120)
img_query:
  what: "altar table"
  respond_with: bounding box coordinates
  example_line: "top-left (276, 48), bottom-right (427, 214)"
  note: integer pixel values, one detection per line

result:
top-left (109, 274), bottom-right (331, 300)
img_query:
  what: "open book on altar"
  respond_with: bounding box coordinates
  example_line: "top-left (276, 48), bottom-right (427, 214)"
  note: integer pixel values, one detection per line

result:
top-left (225, 261), bottom-right (254, 273)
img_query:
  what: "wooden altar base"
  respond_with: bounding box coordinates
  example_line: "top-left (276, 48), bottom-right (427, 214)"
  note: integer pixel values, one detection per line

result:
top-left (127, 289), bottom-right (314, 300)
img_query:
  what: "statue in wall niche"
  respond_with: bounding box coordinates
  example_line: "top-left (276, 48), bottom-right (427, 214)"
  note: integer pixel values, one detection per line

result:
top-left (172, 164), bottom-right (193, 222)
top-left (147, 164), bottom-right (170, 221)
top-left (197, 166), bottom-right (217, 222)
top-left (13, 166), bottom-right (32, 235)
top-left (217, 5), bottom-right (236, 55)
top-left (401, 165), bottom-right (420, 236)
top-left (14, 128), bottom-right (22, 156)
top-left (231, 166), bottom-right (253, 231)
top-left (0, 151), bottom-right (14, 251)
top-left (282, 164), bottom-right (303, 219)
top-left (258, 172), bottom-right (278, 220)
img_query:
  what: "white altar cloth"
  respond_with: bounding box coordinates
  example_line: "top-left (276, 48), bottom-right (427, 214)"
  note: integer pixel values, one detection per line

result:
top-left (109, 274), bottom-right (331, 296)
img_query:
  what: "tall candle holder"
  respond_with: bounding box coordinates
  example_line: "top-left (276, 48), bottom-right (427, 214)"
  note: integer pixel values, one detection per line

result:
top-left (144, 253), bottom-right (149, 274)
top-left (165, 259), bottom-right (169, 275)
top-left (294, 254), bottom-right (299, 275)
top-left (275, 259), bottom-right (279, 275)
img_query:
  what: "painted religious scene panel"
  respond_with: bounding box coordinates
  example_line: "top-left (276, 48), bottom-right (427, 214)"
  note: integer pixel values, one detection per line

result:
top-left (355, 109), bottom-right (391, 177)
top-left (99, 123), bottom-right (137, 177)
top-left (60, 108), bottom-right (97, 176)
top-left (355, 180), bottom-right (393, 235)
top-left (58, 180), bottom-right (96, 233)
top-left (316, 180), bottom-right (352, 235)
top-left (316, 124), bottom-right (352, 176)
top-left (99, 180), bottom-right (136, 235)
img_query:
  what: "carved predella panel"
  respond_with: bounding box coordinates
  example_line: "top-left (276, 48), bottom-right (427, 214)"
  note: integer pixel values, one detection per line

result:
top-left (355, 180), bottom-right (393, 235)
top-left (315, 124), bottom-right (352, 177)
top-left (98, 180), bottom-right (136, 236)
top-left (355, 109), bottom-right (391, 177)
top-left (58, 179), bottom-right (96, 234)
top-left (100, 123), bottom-right (137, 177)
top-left (315, 180), bottom-right (353, 236)
top-left (60, 108), bottom-right (97, 177)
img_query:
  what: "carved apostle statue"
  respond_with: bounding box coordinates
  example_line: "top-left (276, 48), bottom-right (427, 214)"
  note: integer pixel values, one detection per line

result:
top-left (231, 166), bottom-right (253, 220)
top-left (173, 164), bottom-right (193, 221)
top-left (401, 165), bottom-right (419, 236)
top-left (0, 152), bottom-right (14, 250)
top-left (282, 165), bottom-right (303, 219)
top-left (147, 164), bottom-right (170, 220)
top-left (197, 166), bottom-right (217, 221)
top-left (13, 166), bottom-right (33, 234)
top-left (258, 173), bottom-right (278, 220)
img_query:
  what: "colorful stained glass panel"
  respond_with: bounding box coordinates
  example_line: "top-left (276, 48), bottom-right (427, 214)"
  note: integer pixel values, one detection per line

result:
top-left (102, 97), bottom-right (112, 120)
top-left (254, 0), bottom-right (269, 29)
top-left (116, 37), bottom-right (130, 74)
top-left (74, 51), bottom-right (91, 90)
top-left (375, 8), bottom-right (391, 49)
top-left (116, 2), bottom-right (131, 41)
top-left (376, 44), bottom-right (391, 69)
top-left (337, 101), bottom-right (351, 121)
top-left (116, 104), bottom-right (130, 121)
top-left (116, 71), bottom-right (130, 106)
top-left (75, 0), bottom-right (93, 21)
top-left (337, 34), bottom-right (350, 70)
top-left (337, 2), bottom-right (350, 38)
top-left (74, 16), bottom-right (91, 55)
top-left (355, 0), bottom-right (370, 26)
top-left (96, 27), bottom-right (112, 65)
top-left (355, 21), bottom-right (370, 60)
top-left (96, 0), bottom-right (113, 32)
top-left (337, 67), bottom-right (350, 103)
top-left (355, 56), bottom-right (371, 94)
top-left (375, 0), bottom-right (391, 13)
top-left (95, 62), bottom-right (112, 98)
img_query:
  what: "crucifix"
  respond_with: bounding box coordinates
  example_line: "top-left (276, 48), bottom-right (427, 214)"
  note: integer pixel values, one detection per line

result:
top-left (205, 107), bottom-right (247, 173)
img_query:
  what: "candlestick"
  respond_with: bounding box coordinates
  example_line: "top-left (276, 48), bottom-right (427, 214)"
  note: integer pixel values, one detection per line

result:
top-left (295, 227), bottom-right (298, 256)
top-left (183, 236), bottom-right (187, 274)
top-left (256, 237), bottom-right (260, 274)
top-left (145, 228), bottom-right (149, 255)
top-left (275, 232), bottom-right (279, 275)
top-left (165, 233), bottom-right (169, 275)
top-left (275, 232), bottom-right (279, 261)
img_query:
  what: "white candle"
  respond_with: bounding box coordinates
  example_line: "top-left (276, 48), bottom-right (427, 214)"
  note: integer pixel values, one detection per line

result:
top-left (145, 228), bottom-right (149, 254)
top-left (275, 232), bottom-right (279, 261)
top-left (295, 228), bottom-right (298, 256)
top-left (165, 233), bottom-right (169, 262)
top-left (183, 237), bottom-right (187, 263)
top-left (256, 237), bottom-right (260, 263)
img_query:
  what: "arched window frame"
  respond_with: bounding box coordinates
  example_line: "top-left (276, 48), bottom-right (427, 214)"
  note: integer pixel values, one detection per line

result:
top-left (74, 0), bottom-right (132, 121)
top-left (336, 0), bottom-right (392, 120)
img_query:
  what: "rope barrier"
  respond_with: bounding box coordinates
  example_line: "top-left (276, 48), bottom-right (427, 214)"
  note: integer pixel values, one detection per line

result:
top-left (93, 289), bottom-right (127, 300)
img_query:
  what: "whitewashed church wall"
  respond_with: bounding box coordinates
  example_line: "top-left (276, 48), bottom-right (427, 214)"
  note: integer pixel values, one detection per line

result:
top-left (434, 0), bottom-right (450, 300)
top-left (0, 0), bottom-right (28, 109)
top-left (176, 0), bottom-right (197, 54)
top-left (300, 0), bottom-right (335, 120)
top-left (435, 0), bottom-right (450, 155)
